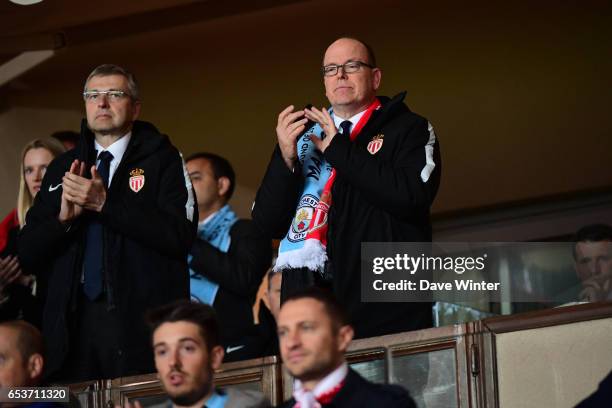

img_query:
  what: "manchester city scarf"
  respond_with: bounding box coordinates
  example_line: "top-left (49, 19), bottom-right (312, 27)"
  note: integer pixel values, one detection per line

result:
top-left (274, 99), bottom-right (381, 272)
top-left (189, 204), bottom-right (238, 304)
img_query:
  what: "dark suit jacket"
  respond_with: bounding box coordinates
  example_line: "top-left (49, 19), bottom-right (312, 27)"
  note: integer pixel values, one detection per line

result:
top-left (190, 219), bottom-right (271, 343)
top-left (279, 367), bottom-right (416, 408)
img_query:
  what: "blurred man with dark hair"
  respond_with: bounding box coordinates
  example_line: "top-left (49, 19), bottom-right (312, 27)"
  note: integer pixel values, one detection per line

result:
top-left (185, 153), bottom-right (271, 351)
top-left (277, 288), bottom-right (416, 407)
top-left (19, 64), bottom-right (197, 382)
top-left (573, 223), bottom-right (612, 301)
top-left (146, 301), bottom-right (269, 408)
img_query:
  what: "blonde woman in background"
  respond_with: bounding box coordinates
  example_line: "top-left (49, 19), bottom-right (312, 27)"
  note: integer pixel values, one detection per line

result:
top-left (0, 138), bottom-right (65, 324)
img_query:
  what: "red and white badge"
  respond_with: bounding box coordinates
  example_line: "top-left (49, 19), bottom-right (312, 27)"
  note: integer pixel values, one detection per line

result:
top-left (129, 168), bottom-right (145, 193)
top-left (367, 134), bottom-right (384, 155)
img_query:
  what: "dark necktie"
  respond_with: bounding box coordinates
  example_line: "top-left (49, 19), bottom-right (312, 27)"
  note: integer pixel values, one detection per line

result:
top-left (339, 120), bottom-right (352, 137)
top-left (83, 151), bottom-right (113, 300)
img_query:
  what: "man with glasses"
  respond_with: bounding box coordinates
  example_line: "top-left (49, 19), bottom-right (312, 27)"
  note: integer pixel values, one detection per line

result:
top-left (19, 64), bottom-right (197, 382)
top-left (253, 38), bottom-right (441, 338)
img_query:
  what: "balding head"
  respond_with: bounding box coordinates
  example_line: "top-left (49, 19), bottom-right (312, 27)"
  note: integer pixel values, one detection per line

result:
top-left (0, 321), bottom-right (44, 388)
top-left (322, 37), bottom-right (381, 118)
top-left (324, 37), bottom-right (377, 67)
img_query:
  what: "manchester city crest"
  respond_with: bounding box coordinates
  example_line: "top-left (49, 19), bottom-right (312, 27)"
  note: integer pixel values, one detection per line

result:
top-left (287, 194), bottom-right (318, 242)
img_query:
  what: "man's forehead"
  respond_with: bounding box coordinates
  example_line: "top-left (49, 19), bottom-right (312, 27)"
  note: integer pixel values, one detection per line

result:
top-left (279, 298), bottom-right (326, 322)
top-left (86, 74), bottom-right (128, 89)
top-left (153, 321), bottom-right (203, 344)
top-left (187, 158), bottom-right (213, 174)
top-left (323, 39), bottom-right (368, 64)
top-left (576, 240), bottom-right (612, 256)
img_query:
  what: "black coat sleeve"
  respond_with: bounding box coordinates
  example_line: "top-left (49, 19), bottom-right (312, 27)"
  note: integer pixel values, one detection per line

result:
top-left (100, 147), bottom-right (197, 260)
top-left (324, 115), bottom-right (441, 221)
top-left (251, 145), bottom-right (303, 239)
top-left (19, 159), bottom-right (80, 274)
top-left (189, 220), bottom-right (271, 297)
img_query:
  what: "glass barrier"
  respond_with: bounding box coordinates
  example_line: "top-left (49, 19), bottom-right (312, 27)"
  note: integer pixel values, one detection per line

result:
top-left (393, 348), bottom-right (457, 408)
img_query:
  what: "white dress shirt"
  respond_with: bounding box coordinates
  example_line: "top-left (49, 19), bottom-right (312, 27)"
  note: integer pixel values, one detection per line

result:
top-left (94, 132), bottom-right (131, 187)
top-left (332, 109), bottom-right (367, 135)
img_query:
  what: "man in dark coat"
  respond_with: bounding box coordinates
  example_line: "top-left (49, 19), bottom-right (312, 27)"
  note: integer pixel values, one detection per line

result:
top-left (277, 288), bottom-right (416, 408)
top-left (19, 64), bottom-right (197, 382)
top-left (252, 37), bottom-right (440, 338)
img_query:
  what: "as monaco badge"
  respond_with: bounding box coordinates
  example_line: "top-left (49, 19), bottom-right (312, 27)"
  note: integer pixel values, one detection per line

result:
top-left (367, 134), bottom-right (384, 155)
top-left (129, 168), bottom-right (145, 193)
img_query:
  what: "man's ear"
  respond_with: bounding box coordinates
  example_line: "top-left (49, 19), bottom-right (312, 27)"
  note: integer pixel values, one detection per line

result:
top-left (132, 101), bottom-right (142, 121)
top-left (217, 176), bottom-right (231, 198)
top-left (210, 345), bottom-right (225, 371)
top-left (372, 68), bottom-right (382, 91)
top-left (337, 325), bottom-right (354, 353)
top-left (27, 353), bottom-right (44, 384)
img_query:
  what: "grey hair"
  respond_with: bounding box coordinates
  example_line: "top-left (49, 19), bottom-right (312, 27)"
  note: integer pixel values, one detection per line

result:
top-left (83, 64), bottom-right (140, 101)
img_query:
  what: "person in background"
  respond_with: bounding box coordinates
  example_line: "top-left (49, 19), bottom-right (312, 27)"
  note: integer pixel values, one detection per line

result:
top-left (0, 139), bottom-right (64, 325)
top-left (573, 224), bottom-right (612, 302)
top-left (51, 130), bottom-right (80, 151)
top-left (186, 152), bottom-right (271, 348)
top-left (0, 320), bottom-right (65, 408)
top-left (223, 269), bottom-right (281, 362)
top-left (265, 269), bottom-right (282, 321)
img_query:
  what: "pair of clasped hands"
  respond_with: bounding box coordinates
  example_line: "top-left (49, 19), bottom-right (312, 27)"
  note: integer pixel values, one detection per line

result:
top-left (58, 160), bottom-right (107, 224)
top-left (276, 105), bottom-right (338, 169)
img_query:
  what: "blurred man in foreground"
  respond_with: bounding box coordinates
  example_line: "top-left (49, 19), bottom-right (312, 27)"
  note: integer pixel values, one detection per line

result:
top-left (146, 301), bottom-right (270, 408)
top-left (277, 289), bottom-right (416, 407)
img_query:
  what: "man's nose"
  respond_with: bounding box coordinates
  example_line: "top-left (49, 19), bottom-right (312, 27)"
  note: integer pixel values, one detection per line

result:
top-left (97, 94), bottom-right (110, 107)
top-left (336, 67), bottom-right (348, 79)
top-left (168, 348), bottom-right (181, 368)
top-left (592, 261), bottom-right (602, 277)
top-left (285, 330), bottom-right (301, 349)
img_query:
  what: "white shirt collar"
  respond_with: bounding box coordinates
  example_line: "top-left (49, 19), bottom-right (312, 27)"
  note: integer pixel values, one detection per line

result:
top-left (294, 362), bottom-right (348, 396)
top-left (94, 132), bottom-right (131, 186)
top-left (94, 131), bottom-right (131, 164)
top-left (332, 109), bottom-right (367, 134)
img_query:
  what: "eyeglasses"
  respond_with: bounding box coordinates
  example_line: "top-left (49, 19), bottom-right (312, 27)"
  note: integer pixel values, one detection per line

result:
top-left (322, 61), bottom-right (374, 77)
top-left (83, 90), bottom-right (130, 102)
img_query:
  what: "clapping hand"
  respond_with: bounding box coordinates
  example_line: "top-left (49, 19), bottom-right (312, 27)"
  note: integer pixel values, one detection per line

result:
top-left (304, 106), bottom-right (337, 153)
